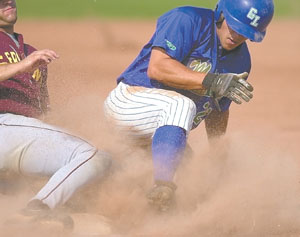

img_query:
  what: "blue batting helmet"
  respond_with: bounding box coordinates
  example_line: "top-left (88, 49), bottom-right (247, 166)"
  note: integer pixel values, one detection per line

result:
top-left (215, 0), bottom-right (274, 42)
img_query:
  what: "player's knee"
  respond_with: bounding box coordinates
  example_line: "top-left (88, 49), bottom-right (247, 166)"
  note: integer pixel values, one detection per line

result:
top-left (169, 96), bottom-right (196, 120)
top-left (167, 96), bottom-right (196, 115)
top-left (182, 96), bottom-right (196, 115)
top-left (175, 97), bottom-right (196, 132)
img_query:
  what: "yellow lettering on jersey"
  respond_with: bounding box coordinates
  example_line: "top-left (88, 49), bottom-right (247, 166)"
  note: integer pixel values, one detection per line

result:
top-left (32, 69), bottom-right (42, 81)
top-left (189, 60), bottom-right (212, 73)
top-left (4, 52), bottom-right (21, 63)
top-left (193, 102), bottom-right (212, 125)
top-left (5, 52), bottom-right (13, 63)
top-left (10, 52), bottom-right (20, 63)
top-left (0, 55), bottom-right (7, 65)
top-left (15, 52), bottom-right (21, 62)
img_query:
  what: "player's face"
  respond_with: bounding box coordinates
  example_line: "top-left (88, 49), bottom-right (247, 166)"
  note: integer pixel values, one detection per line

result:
top-left (217, 19), bottom-right (247, 51)
top-left (0, 0), bottom-right (17, 33)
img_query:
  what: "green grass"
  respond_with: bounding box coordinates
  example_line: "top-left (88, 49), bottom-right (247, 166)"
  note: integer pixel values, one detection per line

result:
top-left (272, 0), bottom-right (300, 18)
top-left (16, 0), bottom-right (300, 19)
top-left (16, 0), bottom-right (213, 19)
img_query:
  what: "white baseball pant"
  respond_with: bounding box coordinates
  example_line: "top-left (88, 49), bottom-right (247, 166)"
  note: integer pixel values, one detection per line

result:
top-left (0, 113), bottom-right (111, 209)
top-left (104, 81), bottom-right (196, 139)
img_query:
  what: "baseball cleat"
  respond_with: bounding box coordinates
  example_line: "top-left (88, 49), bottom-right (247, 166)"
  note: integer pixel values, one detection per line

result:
top-left (5, 199), bottom-right (74, 231)
top-left (147, 180), bottom-right (177, 212)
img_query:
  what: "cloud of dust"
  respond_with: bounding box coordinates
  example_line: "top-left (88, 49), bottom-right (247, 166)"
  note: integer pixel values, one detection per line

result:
top-left (94, 129), bottom-right (300, 236)
top-left (1, 99), bottom-right (299, 236)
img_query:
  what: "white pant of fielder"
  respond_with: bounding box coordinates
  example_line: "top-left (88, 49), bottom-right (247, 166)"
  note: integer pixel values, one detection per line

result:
top-left (0, 113), bottom-right (111, 209)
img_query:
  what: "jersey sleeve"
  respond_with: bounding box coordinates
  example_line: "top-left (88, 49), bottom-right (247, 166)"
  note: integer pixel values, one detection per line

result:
top-left (152, 11), bottom-right (196, 62)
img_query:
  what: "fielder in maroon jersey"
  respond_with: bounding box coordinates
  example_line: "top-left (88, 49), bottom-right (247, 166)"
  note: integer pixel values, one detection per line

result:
top-left (0, 0), bottom-right (112, 231)
top-left (0, 30), bottom-right (51, 117)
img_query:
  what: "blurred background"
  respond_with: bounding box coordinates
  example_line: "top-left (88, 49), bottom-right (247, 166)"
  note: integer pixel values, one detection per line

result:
top-left (17, 0), bottom-right (300, 19)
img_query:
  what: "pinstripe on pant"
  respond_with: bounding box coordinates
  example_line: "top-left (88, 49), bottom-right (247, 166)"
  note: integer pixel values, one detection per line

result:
top-left (104, 82), bottom-right (197, 139)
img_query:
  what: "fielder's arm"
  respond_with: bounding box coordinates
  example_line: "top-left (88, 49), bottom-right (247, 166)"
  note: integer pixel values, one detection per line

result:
top-left (0, 49), bottom-right (58, 82)
top-left (204, 109), bottom-right (229, 144)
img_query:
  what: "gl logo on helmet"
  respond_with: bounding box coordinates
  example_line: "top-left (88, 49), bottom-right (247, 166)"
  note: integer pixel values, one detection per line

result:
top-left (247, 7), bottom-right (260, 27)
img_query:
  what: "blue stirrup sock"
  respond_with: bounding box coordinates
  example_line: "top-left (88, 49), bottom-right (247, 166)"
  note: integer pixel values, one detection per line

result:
top-left (152, 125), bottom-right (187, 182)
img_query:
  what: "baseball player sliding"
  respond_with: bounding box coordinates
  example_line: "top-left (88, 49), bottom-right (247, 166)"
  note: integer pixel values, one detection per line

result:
top-left (104, 0), bottom-right (274, 211)
top-left (0, 0), bottom-right (111, 230)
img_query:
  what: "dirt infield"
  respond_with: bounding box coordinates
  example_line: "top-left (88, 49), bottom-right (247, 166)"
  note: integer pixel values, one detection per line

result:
top-left (1, 19), bottom-right (300, 236)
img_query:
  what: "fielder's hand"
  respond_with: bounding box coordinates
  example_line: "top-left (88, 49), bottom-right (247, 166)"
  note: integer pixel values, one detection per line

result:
top-left (202, 72), bottom-right (254, 105)
top-left (22, 49), bottom-right (59, 73)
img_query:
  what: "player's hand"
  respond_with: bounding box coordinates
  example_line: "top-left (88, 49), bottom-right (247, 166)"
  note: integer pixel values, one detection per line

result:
top-left (21, 49), bottom-right (59, 73)
top-left (202, 72), bottom-right (254, 104)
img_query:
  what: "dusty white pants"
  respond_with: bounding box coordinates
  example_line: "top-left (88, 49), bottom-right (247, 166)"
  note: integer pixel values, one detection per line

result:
top-left (0, 113), bottom-right (111, 209)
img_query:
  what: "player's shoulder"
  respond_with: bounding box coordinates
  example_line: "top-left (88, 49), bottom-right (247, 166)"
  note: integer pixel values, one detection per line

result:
top-left (0, 32), bottom-right (12, 47)
top-left (176, 6), bottom-right (214, 16)
top-left (11, 32), bottom-right (38, 55)
top-left (24, 43), bottom-right (37, 56)
top-left (168, 6), bottom-right (214, 20)
top-left (0, 31), bottom-right (7, 39)
top-left (24, 44), bottom-right (37, 52)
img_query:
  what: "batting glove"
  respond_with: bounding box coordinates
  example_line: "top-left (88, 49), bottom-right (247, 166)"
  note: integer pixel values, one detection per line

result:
top-left (203, 72), bottom-right (254, 109)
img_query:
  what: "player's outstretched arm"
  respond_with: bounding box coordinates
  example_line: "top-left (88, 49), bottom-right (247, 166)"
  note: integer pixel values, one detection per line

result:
top-left (0, 49), bottom-right (59, 82)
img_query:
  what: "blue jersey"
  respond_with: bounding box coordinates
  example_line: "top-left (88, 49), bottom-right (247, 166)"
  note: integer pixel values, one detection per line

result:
top-left (117, 6), bottom-right (251, 129)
